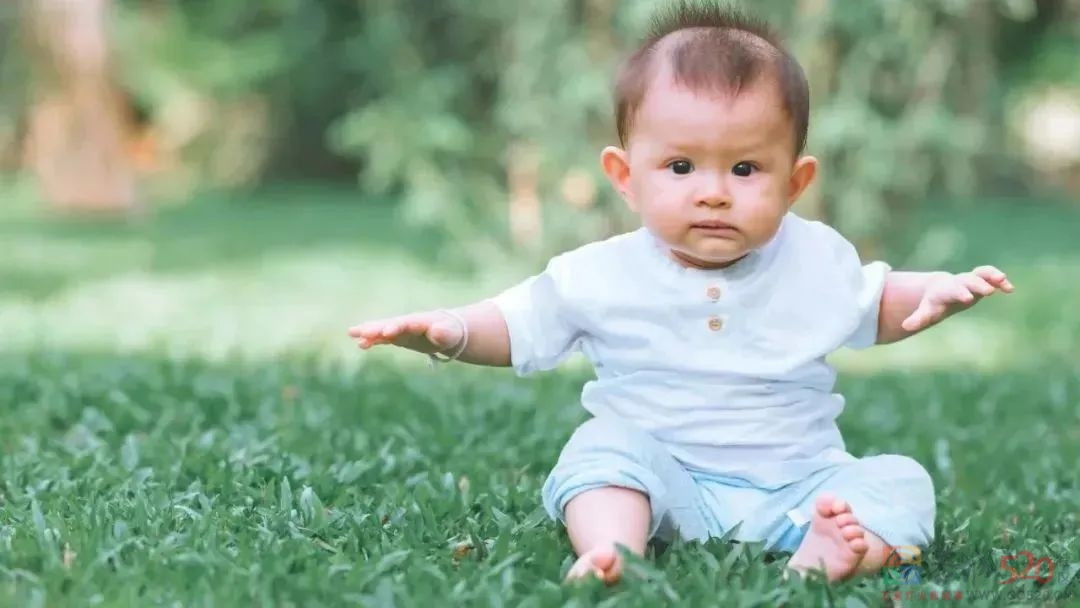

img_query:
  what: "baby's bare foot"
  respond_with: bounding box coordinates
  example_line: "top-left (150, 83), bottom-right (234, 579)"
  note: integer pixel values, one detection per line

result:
top-left (788, 494), bottom-right (869, 582)
top-left (565, 546), bottom-right (622, 585)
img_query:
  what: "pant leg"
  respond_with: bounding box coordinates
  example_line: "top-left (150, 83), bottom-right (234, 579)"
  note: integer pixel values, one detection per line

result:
top-left (542, 415), bottom-right (716, 543)
top-left (770, 454), bottom-right (936, 552)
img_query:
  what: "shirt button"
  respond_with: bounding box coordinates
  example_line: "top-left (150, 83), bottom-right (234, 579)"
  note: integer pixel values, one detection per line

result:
top-left (706, 285), bottom-right (722, 300)
top-left (708, 316), bottom-right (724, 331)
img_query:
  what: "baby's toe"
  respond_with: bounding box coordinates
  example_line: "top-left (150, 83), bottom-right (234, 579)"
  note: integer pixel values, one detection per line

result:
top-left (591, 548), bottom-right (618, 572)
top-left (840, 524), bottom-right (864, 541)
top-left (813, 493), bottom-right (837, 517)
top-left (833, 513), bottom-right (858, 528)
top-left (830, 497), bottom-right (851, 516)
top-left (565, 547), bottom-right (621, 584)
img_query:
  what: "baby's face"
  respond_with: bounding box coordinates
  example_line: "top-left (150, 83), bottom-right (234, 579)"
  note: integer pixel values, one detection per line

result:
top-left (607, 70), bottom-right (815, 269)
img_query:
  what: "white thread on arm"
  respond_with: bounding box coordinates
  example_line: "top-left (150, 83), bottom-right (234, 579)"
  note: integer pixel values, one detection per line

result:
top-left (428, 309), bottom-right (469, 367)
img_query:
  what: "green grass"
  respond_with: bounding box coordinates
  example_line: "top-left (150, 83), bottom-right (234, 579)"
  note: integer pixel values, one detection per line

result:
top-left (0, 183), bottom-right (528, 363)
top-left (1, 185), bottom-right (1079, 606)
top-left (2, 356), bottom-right (1078, 606)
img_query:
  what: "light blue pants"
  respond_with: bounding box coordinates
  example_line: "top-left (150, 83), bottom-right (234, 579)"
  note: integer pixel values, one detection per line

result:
top-left (542, 416), bottom-right (935, 552)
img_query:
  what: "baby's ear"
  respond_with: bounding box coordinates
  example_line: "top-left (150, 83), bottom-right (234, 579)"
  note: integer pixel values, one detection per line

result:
top-left (787, 155), bottom-right (818, 206)
top-left (600, 146), bottom-right (636, 212)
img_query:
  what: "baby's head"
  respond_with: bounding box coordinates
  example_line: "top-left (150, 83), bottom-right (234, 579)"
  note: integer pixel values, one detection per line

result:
top-left (601, 2), bottom-right (818, 269)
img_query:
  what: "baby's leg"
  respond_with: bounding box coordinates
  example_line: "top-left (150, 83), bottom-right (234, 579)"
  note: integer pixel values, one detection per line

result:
top-left (543, 416), bottom-right (712, 584)
top-left (787, 455), bottom-right (935, 582)
top-left (563, 487), bottom-right (650, 583)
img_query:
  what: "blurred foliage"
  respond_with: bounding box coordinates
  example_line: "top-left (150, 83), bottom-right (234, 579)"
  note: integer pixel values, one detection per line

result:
top-left (0, 2), bottom-right (29, 172)
top-left (2, 0), bottom-right (1078, 264)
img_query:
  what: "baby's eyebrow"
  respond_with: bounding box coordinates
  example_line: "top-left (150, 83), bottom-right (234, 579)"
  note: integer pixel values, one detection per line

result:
top-left (657, 140), bottom-right (765, 157)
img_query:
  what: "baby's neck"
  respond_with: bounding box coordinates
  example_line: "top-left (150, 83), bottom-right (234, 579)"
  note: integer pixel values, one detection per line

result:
top-left (669, 249), bottom-right (747, 270)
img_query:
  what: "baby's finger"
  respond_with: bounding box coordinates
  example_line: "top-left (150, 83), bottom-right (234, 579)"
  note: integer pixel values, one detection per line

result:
top-left (960, 273), bottom-right (996, 297)
top-left (902, 301), bottom-right (942, 332)
top-left (347, 322), bottom-right (378, 338)
top-left (974, 266), bottom-right (1015, 292)
top-left (942, 280), bottom-right (975, 305)
top-left (972, 265), bottom-right (1007, 283)
top-left (901, 312), bottom-right (930, 332)
top-left (354, 335), bottom-right (379, 348)
top-left (989, 275), bottom-right (1015, 293)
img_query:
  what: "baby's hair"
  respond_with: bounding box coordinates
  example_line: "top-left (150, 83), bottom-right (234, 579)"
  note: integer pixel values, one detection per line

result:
top-left (614, 1), bottom-right (810, 155)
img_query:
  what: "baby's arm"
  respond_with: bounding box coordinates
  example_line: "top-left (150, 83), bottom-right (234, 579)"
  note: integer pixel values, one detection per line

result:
top-left (347, 300), bottom-right (511, 366)
top-left (876, 266), bottom-right (1014, 344)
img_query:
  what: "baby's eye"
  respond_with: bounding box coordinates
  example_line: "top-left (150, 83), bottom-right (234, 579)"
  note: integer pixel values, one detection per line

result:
top-left (732, 162), bottom-right (756, 177)
top-left (668, 160), bottom-right (694, 175)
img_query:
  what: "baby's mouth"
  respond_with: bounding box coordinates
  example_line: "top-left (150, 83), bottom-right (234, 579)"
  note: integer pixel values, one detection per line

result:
top-left (692, 220), bottom-right (738, 232)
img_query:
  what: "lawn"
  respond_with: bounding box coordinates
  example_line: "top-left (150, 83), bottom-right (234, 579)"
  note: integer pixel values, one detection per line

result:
top-left (1, 184), bottom-right (1078, 606)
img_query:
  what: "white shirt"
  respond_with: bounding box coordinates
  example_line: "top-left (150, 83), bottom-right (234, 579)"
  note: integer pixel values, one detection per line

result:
top-left (491, 212), bottom-right (891, 489)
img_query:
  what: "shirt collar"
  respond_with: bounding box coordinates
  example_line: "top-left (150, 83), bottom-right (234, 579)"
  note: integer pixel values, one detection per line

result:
top-left (636, 215), bottom-right (788, 282)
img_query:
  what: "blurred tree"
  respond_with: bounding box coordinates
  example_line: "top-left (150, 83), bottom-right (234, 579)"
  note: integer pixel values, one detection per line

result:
top-left (23, 0), bottom-right (138, 212)
top-left (2, 0), bottom-right (1075, 261)
top-left (319, 0), bottom-right (1075, 261)
top-left (0, 3), bottom-right (28, 173)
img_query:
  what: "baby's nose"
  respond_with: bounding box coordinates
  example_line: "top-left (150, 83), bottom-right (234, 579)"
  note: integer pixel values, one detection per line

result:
top-left (699, 194), bottom-right (731, 207)
top-left (697, 175), bottom-right (731, 207)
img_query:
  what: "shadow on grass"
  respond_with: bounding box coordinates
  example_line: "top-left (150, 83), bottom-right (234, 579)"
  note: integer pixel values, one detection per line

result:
top-left (0, 183), bottom-right (464, 300)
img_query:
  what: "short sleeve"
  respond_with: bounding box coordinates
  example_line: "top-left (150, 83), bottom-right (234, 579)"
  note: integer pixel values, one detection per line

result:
top-left (845, 260), bottom-right (891, 349)
top-left (489, 254), bottom-right (582, 375)
top-left (807, 219), bottom-right (891, 350)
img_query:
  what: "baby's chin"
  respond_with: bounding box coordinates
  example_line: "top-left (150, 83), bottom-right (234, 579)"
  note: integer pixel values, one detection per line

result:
top-left (669, 245), bottom-right (749, 270)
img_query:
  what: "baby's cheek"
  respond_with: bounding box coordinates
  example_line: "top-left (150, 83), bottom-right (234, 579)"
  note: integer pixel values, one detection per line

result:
top-left (645, 209), bottom-right (688, 243)
top-left (645, 209), bottom-right (678, 234)
top-left (656, 200), bottom-right (689, 225)
top-left (746, 214), bottom-right (785, 248)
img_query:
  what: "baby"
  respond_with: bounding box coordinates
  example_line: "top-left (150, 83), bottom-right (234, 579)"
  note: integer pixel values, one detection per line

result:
top-left (349, 1), bottom-right (1013, 585)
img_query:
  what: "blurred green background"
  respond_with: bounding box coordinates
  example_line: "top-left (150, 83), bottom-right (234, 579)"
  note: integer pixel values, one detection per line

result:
top-left (0, 0), bottom-right (1077, 367)
top-left (0, 0), bottom-right (1077, 360)
top-left (1, 2), bottom-right (1079, 605)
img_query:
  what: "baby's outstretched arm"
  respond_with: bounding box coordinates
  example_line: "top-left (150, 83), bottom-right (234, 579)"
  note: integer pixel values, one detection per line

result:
top-left (347, 300), bottom-right (511, 366)
top-left (876, 266), bottom-right (1014, 344)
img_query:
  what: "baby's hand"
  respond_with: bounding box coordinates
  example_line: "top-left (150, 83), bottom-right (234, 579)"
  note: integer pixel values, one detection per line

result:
top-left (348, 311), bottom-right (464, 355)
top-left (901, 266), bottom-right (1014, 332)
